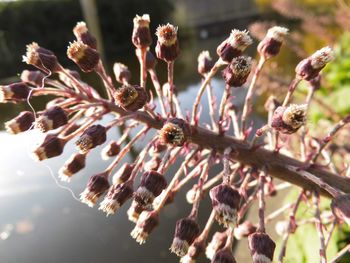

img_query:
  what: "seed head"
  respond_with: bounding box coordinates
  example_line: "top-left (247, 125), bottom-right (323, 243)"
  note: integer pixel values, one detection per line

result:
top-left (258, 26), bottom-right (288, 59)
top-left (0, 82), bottom-right (31, 103)
top-left (113, 85), bottom-right (148, 111)
top-left (206, 231), bottom-right (228, 260)
top-left (234, 221), bottom-right (257, 240)
top-left (101, 140), bottom-right (121, 160)
top-left (197, 50), bottom-right (214, 75)
top-left (131, 210), bottom-right (159, 244)
top-left (75, 124), bottom-right (107, 153)
top-left (20, 70), bottom-right (45, 87)
top-left (155, 23), bottom-right (180, 62)
top-left (211, 247), bottom-right (237, 263)
top-left (222, 56), bottom-right (252, 87)
top-left (32, 134), bottom-right (66, 161)
top-left (35, 106), bottom-right (68, 132)
top-left (67, 41), bottom-right (100, 72)
top-left (58, 152), bottom-right (86, 182)
top-left (113, 63), bottom-right (131, 84)
top-left (248, 232), bottom-right (276, 263)
top-left (159, 118), bottom-right (190, 147)
top-left (112, 163), bottom-right (135, 185)
top-left (5, 111), bottom-right (35, 134)
top-left (271, 104), bottom-right (307, 134)
top-left (127, 200), bottom-right (147, 223)
top-left (132, 14), bottom-right (152, 49)
top-left (73, 21), bottom-right (97, 49)
top-left (80, 171), bottom-right (110, 207)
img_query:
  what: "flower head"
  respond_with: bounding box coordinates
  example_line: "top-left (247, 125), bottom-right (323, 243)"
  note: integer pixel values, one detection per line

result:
top-left (5, 111), bottom-right (34, 134)
top-left (80, 172), bottom-right (110, 207)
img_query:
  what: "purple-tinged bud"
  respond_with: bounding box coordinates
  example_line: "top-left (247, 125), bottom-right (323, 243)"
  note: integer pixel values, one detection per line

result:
top-left (20, 70), bottom-right (45, 87)
top-left (132, 14), bottom-right (152, 49)
top-left (206, 231), bottom-right (228, 260)
top-left (222, 56), bottom-right (252, 87)
top-left (186, 184), bottom-right (205, 204)
top-left (170, 217), bottom-right (200, 257)
top-left (248, 232), bottom-right (276, 263)
top-left (113, 63), bottom-right (131, 84)
top-left (35, 106), bottom-right (68, 132)
top-left (197, 50), bottom-right (214, 76)
top-left (295, 47), bottom-right (334, 81)
top-left (112, 163), bottom-right (135, 185)
top-left (159, 118), bottom-right (190, 147)
top-left (113, 84), bottom-right (148, 111)
top-left (5, 111), bottom-right (35, 134)
top-left (58, 153), bottom-right (86, 182)
top-left (143, 156), bottom-right (161, 171)
top-left (32, 134), bottom-right (66, 161)
top-left (209, 184), bottom-right (241, 227)
top-left (155, 23), bottom-right (180, 62)
top-left (134, 170), bottom-right (167, 208)
top-left (99, 181), bottom-right (134, 216)
top-left (101, 140), bottom-right (121, 160)
top-left (131, 210), bottom-right (159, 244)
top-left (211, 247), bottom-right (237, 263)
top-left (75, 124), bottom-right (107, 153)
top-left (217, 30), bottom-right (253, 63)
top-left (73, 21), bottom-right (97, 49)
top-left (67, 41), bottom-right (100, 72)
top-left (331, 194), bottom-right (350, 225)
top-left (80, 171), bottom-right (110, 207)
top-left (271, 104), bottom-right (307, 134)
top-left (0, 82), bottom-right (31, 103)
top-left (257, 26), bottom-right (288, 59)
top-left (23, 42), bottom-right (60, 74)
top-left (234, 221), bottom-right (257, 240)
top-left (127, 200), bottom-right (147, 223)
top-left (180, 237), bottom-right (206, 263)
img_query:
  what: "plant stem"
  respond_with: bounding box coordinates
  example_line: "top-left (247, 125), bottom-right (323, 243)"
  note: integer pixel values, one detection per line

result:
top-left (167, 61), bottom-right (175, 117)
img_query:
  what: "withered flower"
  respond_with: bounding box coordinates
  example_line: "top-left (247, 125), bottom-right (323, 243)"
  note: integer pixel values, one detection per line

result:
top-left (234, 221), bottom-right (257, 240)
top-left (67, 41), bottom-right (100, 72)
top-left (76, 124), bottom-right (107, 153)
top-left (217, 30), bottom-right (252, 63)
top-left (0, 82), bottom-right (31, 103)
top-left (271, 104), bottom-right (307, 134)
top-left (211, 247), bottom-right (237, 263)
top-left (131, 210), bottom-right (159, 244)
top-left (59, 152), bottom-right (86, 182)
top-left (80, 171), bottom-right (110, 207)
top-left (155, 23), bottom-right (180, 62)
top-left (35, 106), bottom-right (68, 132)
top-left (209, 184), bottom-right (241, 227)
top-left (127, 200), bottom-right (147, 223)
top-left (112, 163), bottom-right (135, 185)
top-left (101, 140), bottom-right (121, 160)
top-left (248, 232), bottom-right (276, 263)
top-left (73, 21), bottom-right (97, 49)
top-left (5, 111), bottom-right (35, 134)
top-left (32, 134), bottom-right (66, 161)
top-left (113, 84), bottom-right (148, 111)
top-left (197, 50), bottom-right (214, 76)
top-left (257, 26), bottom-right (289, 59)
top-left (20, 70), bottom-right (45, 87)
top-left (113, 63), bottom-right (131, 84)
top-left (170, 217), bottom-right (200, 257)
top-left (206, 231), bottom-right (228, 260)
top-left (222, 56), bottom-right (252, 87)
top-left (132, 14), bottom-right (152, 49)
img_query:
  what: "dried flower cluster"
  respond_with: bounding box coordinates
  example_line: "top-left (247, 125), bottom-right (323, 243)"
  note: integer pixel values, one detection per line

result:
top-left (2, 14), bottom-right (350, 263)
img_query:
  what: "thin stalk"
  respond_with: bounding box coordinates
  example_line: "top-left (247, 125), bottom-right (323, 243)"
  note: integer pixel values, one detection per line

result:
top-left (167, 61), bottom-right (175, 117)
top-left (257, 169), bottom-right (266, 233)
top-left (218, 85), bottom-right (231, 135)
top-left (206, 77), bottom-right (219, 131)
top-left (149, 68), bottom-right (167, 116)
top-left (282, 77), bottom-right (302, 107)
top-left (313, 191), bottom-right (327, 263)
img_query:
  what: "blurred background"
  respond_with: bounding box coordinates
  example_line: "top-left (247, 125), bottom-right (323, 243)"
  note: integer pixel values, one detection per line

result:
top-left (0, 0), bottom-right (349, 262)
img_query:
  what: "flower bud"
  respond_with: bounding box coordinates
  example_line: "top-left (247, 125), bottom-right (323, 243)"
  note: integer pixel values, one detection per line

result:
top-left (5, 111), bottom-right (35, 134)
top-left (73, 21), bottom-right (97, 49)
top-left (248, 232), bottom-right (276, 263)
top-left (113, 63), bottom-right (131, 84)
top-left (186, 184), bottom-right (205, 204)
top-left (132, 14), bottom-right (152, 49)
top-left (308, 74), bottom-right (322, 91)
top-left (134, 170), bottom-right (167, 208)
top-left (209, 184), bottom-right (241, 227)
top-left (35, 106), bottom-right (68, 132)
top-left (295, 47), bottom-right (334, 81)
top-left (217, 30), bottom-right (252, 63)
top-left (113, 84), bottom-right (148, 111)
top-left (180, 237), bottom-right (206, 263)
top-left (23, 42), bottom-right (60, 74)
top-left (331, 194), bottom-right (350, 225)
top-left (127, 200), bottom-right (147, 223)
top-left (112, 163), bottom-right (135, 185)
top-left (80, 171), bottom-right (110, 207)
top-left (131, 210), bottom-right (159, 244)
top-left (211, 247), bottom-right (237, 263)
top-left (67, 41), bottom-right (100, 72)
top-left (32, 134), bottom-right (66, 161)
top-left (159, 118), bottom-right (190, 147)
top-left (99, 181), bottom-right (134, 216)
top-left (234, 221), bottom-right (257, 240)
top-left (222, 56), bottom-right (252, 87)
top-left (0, 82), bottom-right (31, 103)
top-left (197, 51), bottom-right (214, 75)
top-left (75, 124), bottom-right (107, 153)
top-left (257, 26), bottom-right (288, 59)
top-left (275, 220), bottom-right (296, 237)
top-left (271, 104), bottom-right (307, 134)
top-left (155, 23), bottom-right (180, 62)
top-left (58, 153), bottom-right (86, 182)
top-left (170, 217), bottom-right (200, 257)
top-left (20, 70), bottom-right (45, 87)
top-left (206, 231), bottom-right (228, 260)
top-left (101, 140), bottom-right (121, 160)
